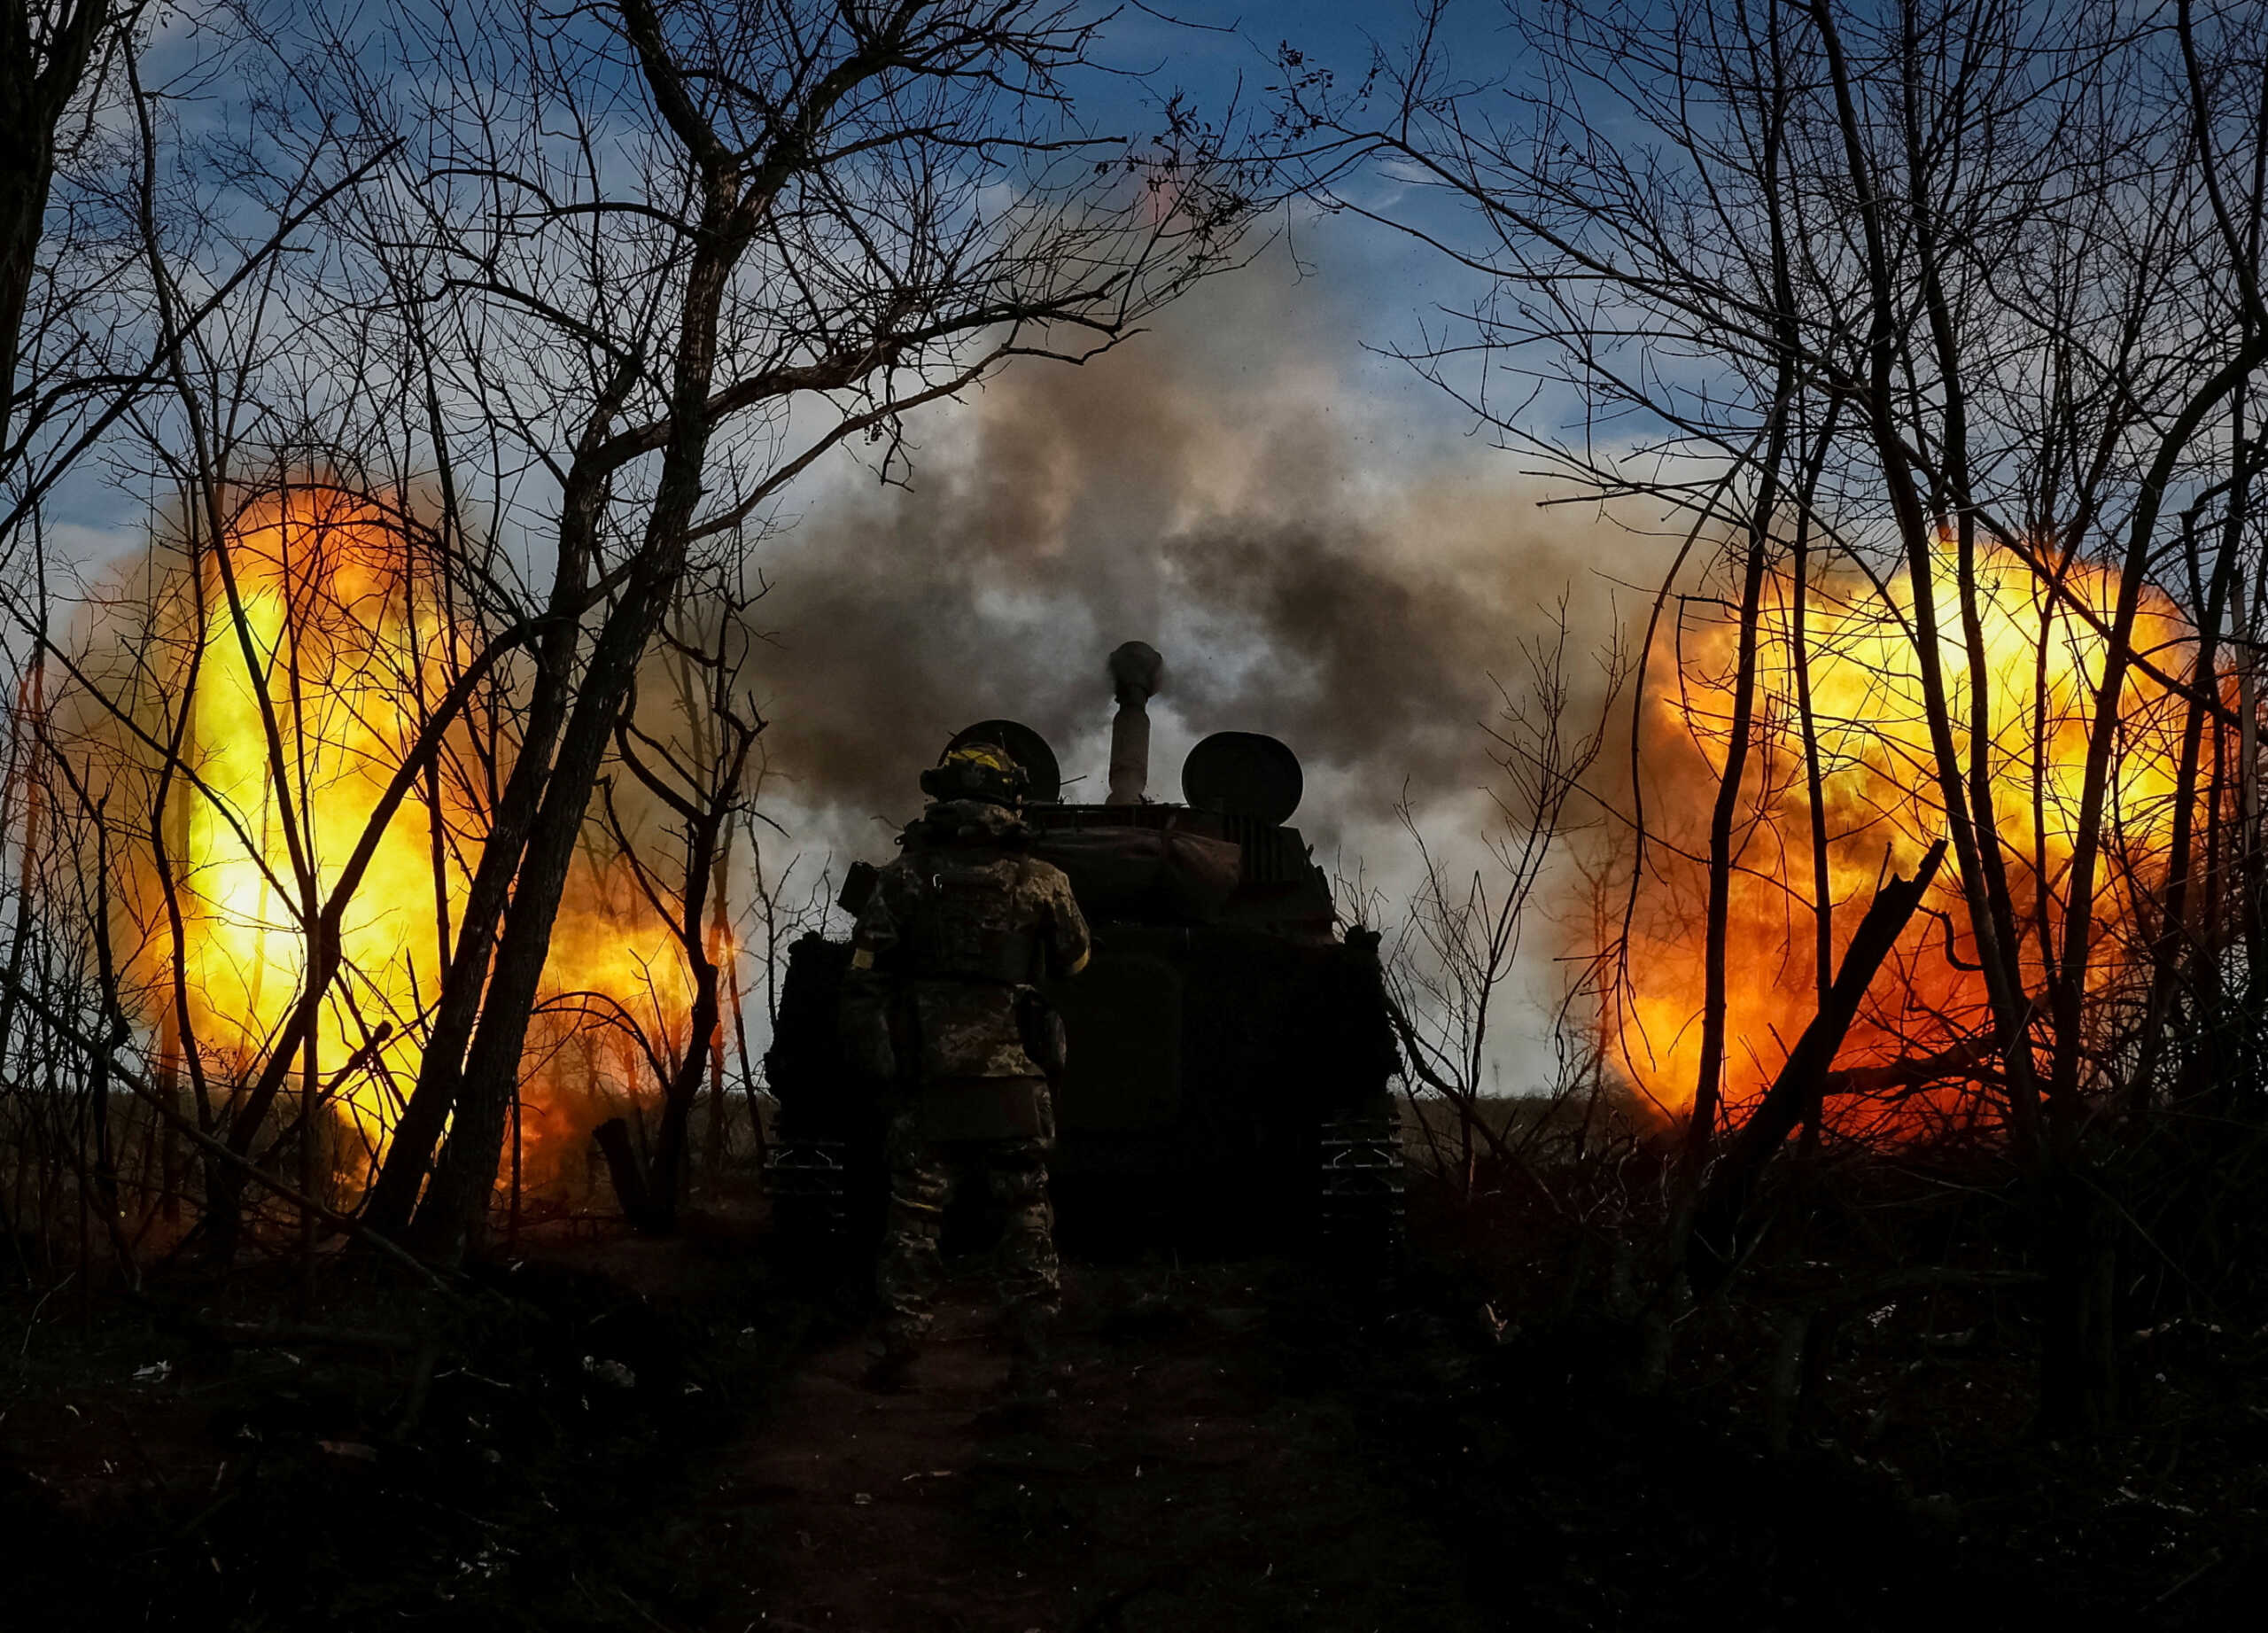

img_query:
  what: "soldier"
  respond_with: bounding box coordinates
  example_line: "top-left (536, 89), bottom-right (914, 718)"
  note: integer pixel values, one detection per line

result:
top-left (844, 740), bottom-right (1091, 1396)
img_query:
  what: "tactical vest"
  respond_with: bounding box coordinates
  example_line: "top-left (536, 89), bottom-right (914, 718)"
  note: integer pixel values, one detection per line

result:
top-left (897, 859), bottom-right (1042, 985)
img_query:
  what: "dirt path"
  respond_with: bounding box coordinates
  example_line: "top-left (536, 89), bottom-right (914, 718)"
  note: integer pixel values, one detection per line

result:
top-left (701, 1260), bottom-right (1489, 1633)
top-left (21, 1230), bottom-right (2198, 1630)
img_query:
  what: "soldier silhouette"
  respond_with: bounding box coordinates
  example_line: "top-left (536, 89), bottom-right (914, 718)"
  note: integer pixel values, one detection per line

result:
top-left (842, 740), bottom-right (1091, 1396)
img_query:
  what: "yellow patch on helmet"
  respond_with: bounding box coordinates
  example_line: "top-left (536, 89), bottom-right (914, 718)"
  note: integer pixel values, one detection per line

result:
top-left (946, 743), bottom-right (1013, 774)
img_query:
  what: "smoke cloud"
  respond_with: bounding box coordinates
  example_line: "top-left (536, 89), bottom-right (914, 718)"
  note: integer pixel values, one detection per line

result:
top-left (753, 261), bottom-right (1625, 856)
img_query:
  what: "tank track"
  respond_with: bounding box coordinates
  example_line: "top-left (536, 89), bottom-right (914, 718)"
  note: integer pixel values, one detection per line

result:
top-left (764, 1137), bottom-right (850, 1268)
top-left (1317, 1104), bottom-right (1405, 1272)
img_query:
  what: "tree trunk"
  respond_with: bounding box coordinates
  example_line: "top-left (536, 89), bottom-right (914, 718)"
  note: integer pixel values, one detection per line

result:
top-left (0, 2), bottom-right (106, 463)
top-left (412, 568), bottom-right (681, 1255)
top-left (396, 52), bottom-right (756, 1255)
top-left (1689, 59), bottom-right (1800, 1170)
top-left (2038, 1167), bottom-right (2120, 1433)
top-left (1688, 841), bottom-right (1946, 1294)
top-left (360, 545), bottom-right (594, 1232)
top-left (704, 846), bottom-right (732, 1169)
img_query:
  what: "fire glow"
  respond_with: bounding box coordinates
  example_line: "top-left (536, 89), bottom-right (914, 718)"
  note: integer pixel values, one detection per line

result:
top-left (1615, 544), bottom-right (2204, 1134)
top-left (111, 486), bottom-right (694, 1194)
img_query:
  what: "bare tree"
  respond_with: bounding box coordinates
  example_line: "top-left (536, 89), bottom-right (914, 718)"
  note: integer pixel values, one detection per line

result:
top-left (1382, 609), bottom-right (1618, 1197)
top-left (0, 4), bottom-right (405, 1278)
top-left (0, 0), bottom-right (138, 511)
top-left (590, 572), bottom-right (765, 1231)
top-left (272, 0), bottom-right (1270, 1258)
top-left (1290, 0), bottom-right (2268, 1428)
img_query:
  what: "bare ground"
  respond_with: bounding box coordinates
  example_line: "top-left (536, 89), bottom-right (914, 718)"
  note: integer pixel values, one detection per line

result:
top-left (717, 1261), bottom-right (1487, 1633)
top-left (0, 1239), bottom-right (1491, 1633)
top-left (4, 1216), bottom-right (2264, 1630)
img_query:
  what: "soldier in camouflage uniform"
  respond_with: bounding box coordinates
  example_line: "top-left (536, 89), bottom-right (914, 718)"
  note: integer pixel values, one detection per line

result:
top-left (844, 742), bottom-right (1091, 1394)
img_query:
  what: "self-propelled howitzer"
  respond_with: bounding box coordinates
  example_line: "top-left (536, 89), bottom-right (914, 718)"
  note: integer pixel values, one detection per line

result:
top-left (764, 645), bottom-right (1402, 1264)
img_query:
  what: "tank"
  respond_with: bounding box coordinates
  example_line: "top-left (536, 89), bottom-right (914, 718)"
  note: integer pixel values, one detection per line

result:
top-left (763, 645), bottom-right (1403, 1265)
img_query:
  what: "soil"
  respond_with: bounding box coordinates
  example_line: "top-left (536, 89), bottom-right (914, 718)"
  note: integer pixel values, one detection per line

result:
top-left (721, 1260), bottom-right (1484, 1633)
top-left (3, 1216), bottom-right (2263, 1630)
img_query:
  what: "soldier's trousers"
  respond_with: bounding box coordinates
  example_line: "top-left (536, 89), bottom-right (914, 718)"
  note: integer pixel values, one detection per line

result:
top-left (876, 1098), bottom-right (1060, 1352)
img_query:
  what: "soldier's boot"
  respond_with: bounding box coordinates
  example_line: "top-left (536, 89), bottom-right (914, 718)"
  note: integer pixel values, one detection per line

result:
top-left (870, 1130), bottom-right (948, 1396)
top-left (861, 1331), bottom-right (922, 1395)
top-left (999, 1304), bottom-right (1064, 1404)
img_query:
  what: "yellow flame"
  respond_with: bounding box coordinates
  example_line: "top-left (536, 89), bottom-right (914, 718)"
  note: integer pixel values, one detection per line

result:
top-left (128, 487), bottom-right (695, 1187)
top-left (1618, 541), bottom-right (2202, 1128)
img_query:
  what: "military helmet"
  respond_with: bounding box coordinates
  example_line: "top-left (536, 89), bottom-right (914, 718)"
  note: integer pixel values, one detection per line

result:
top-left (920, 739), bottom-right (1028, 808)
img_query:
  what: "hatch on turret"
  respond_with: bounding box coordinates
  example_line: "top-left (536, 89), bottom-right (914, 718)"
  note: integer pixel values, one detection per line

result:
top-left (1181, 731), bottom-right (1302, 827)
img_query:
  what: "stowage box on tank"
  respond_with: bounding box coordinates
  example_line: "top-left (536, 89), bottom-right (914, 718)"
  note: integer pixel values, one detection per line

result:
top-left (764, 648), bottom-right (1402, 1264)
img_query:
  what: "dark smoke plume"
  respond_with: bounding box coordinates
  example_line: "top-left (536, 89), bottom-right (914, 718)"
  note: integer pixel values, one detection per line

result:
top-left (753, 267), bottom-right (1615, 851)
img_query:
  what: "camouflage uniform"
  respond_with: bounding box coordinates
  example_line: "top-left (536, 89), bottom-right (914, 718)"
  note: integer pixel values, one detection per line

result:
top-left (848, 797), bottom-right (1091, 1359)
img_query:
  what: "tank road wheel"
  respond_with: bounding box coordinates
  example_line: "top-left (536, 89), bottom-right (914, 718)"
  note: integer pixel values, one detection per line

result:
top-left (1317, 1098), bottom-right (1404, 1278)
